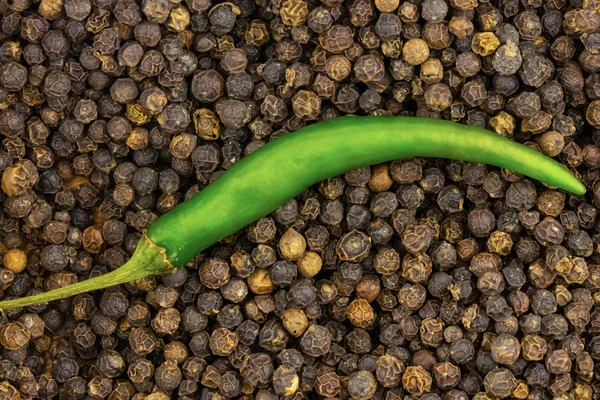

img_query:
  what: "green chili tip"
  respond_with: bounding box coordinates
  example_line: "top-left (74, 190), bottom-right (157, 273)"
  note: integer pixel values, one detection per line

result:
top-left (0, 234), bottom-right (172, 311)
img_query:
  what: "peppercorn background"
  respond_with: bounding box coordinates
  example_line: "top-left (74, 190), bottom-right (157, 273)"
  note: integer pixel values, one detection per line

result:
top-left (0, 0), bottom-right (600, 398)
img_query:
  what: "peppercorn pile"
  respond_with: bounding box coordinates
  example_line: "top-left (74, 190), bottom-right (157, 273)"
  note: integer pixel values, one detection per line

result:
top-left (1, 0), bottom-right (600, 398)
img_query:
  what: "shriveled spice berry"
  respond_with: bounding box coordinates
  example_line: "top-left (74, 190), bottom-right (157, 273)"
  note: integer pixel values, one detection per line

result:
top-left (403, 39), bottom-right (430, 65)
top-left (402, 365), bottom-right (432, 396)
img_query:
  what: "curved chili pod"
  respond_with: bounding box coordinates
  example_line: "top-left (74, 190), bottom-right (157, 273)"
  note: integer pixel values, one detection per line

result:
top-left (0, 116), bottom-right (585, 310)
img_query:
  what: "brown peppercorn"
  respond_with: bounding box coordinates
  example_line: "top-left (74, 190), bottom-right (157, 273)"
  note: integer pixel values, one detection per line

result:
top-left (586, 99), bottom-right (600, 128)
top-left (336, 230), bottom-right (372, 262)
top-left (483, 368), bottom-right (516, 398)
top-left (374, 247), bottom-right (400, 276)
top-left (292, 90), bottom-right (321, 120)
top-left (545, 349), bottom-right (572, 375)
top-left (199, 258), bottom-right (231, 289)
top-left (432, 362), bottom-right (461, 390)
top-left (403, 39), bottom-right (430, 65)
top-left (0, 322), bottom-right (30, 350)
top-left (315, 371), bottom-right (341, 397)
top-left (3, 248), bottom-right (27, 273)
top-left (347, 299), bottom-right (376, 328)
top-left (320, 25), bottom-right (354, 54)
top-left (356, 274), bottom-right (381, 302)
top-left (563, 9), bottom-right (600, 36)
top-left (325, 54), bottom-right (352, 81)
top-left (139, 87), bottom-right (167, 116)
top-left (449, 16), bottom-right (474, 39)
top-left (420, 317), bottom-right (444, 347)
top-left (491, 333), bottom-right (521, 364)
top-left (521, 334), bottom-right (547, 361)
top-left (209, 328), bottom-right (238, 356)
top-left (245, 20), bottom-right (270, 46)
top-left (376, 354), bottom-right (404, 387)
top-left (402, 365), bottom-right (432, 396)
top-left (272, 364), bottom-right (299, 396)
top-left (425, 83), bottom-right (453, 111)
top-left (348, 370), bottom-right (377, 400)
top-left (299, 324), bottom-right (331, 357)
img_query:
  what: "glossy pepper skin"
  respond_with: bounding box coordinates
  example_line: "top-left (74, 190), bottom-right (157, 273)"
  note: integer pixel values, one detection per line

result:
top-left (0, 116), bottom-right (585, 310)
top-left (148, 116), bottom-right (585, 267)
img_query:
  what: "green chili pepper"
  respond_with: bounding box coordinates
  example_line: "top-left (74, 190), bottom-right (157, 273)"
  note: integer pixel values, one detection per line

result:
top-left (0, 116), bottom-right (585, 310)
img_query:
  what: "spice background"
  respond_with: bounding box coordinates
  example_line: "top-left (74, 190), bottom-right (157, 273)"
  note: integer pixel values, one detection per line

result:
top-left (1, 0), bottom-right (600, 399)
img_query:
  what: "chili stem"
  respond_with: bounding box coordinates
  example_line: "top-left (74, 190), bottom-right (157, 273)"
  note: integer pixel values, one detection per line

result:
top-left (0, 234), bottom-right (172, 310)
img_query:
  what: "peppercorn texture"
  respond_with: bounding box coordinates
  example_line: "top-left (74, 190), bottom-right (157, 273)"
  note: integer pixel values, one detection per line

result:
top-left (0, 0), bottom-right (599, 399)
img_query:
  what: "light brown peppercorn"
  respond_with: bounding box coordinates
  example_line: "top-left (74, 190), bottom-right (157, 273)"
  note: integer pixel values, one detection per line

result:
top-left (512, 380), bottom-right (529, 399)
top-left (166, 5), bottom-right (190, 32)
top-left (39, 0), bottom-right (63, 19)
top-left (450, 0), bottom-right (477, 10)
top-left (3, 248), bottom-right (27, 273)
top-left (487, 231), bottom-right (513, 256)
top-left (193, 108), bottom-right (221, 140)
top-left (279, 228), bottom-right (306, 261)
top-left (368, 164), bottom-right (394, 192)
top-left (280, 0), bottom-right (309, 26)
top-left (247, 268), bottom-right (276, 294)
top-left (1, 160), bottom-right (38, 197)
top-left (126, 127), bottom-right (150, 150)
top-left (126, 103), bottom-right (152, 126)
top-left (489, 111), bottom-right (515, 136)
top-left (346, 299), bottom-right (376, 328)
top-left (297, 251), bottom-right (322, 278)
top-left (376, 354), bottom-right (404, 387)
top-left (420, 58), bottom-right (444, 84)
top-left (403, 39), bottom-right (430, 65)
top-left (375, 0), bottom-right (399, 12)
top-left (281, 307), bottom-right (309, 337)
top-left (537, 131), bottom-right (564, 157)
top-left (472, 32), bottom-right (500, 56)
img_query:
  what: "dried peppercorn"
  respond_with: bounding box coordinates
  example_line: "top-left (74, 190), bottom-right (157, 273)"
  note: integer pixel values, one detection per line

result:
top-left (402, 365), bottom-right (432, 396)
top-left (403, 39), bottom-right (430, 65)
